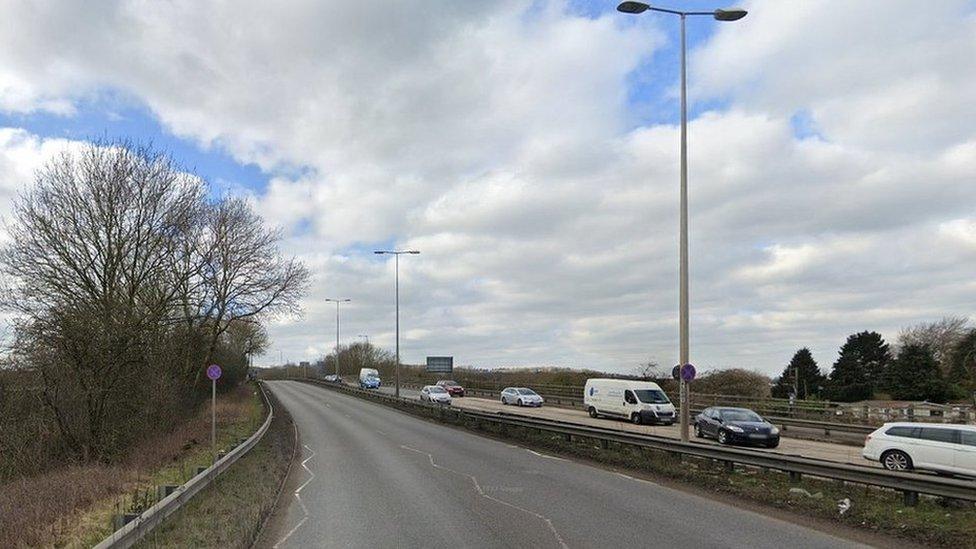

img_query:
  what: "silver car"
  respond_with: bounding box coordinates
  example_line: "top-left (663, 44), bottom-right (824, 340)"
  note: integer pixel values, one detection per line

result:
top-left (500, 387), bottom-right (544, 407)
top-left (420, 385), bottom-right (452, 405)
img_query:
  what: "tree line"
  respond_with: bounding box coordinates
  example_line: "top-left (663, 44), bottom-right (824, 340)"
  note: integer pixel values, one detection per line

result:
top-left (0, 141), bottom-right (308, 477)
top-left (772, 317), bottom-right (976, 403)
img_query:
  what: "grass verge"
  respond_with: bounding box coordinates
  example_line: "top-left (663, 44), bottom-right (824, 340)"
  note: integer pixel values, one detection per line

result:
top-left (317, 381), bottom-right (976, 548)
top-left (0, 383), bottom-right (265, 548)
top-left (133, 387), bottom-right (296, 548)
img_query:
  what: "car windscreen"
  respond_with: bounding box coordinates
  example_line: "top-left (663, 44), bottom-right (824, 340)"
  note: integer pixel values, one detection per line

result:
top-left (429, 387), bottom-right (447, 393)
top-left (720, 410), bottom-right (763, 422)
top-left (517, 389), bottom-right (538, 395)
top-left (441, 381), bottom-right (458, 386)
top-left (634, 389), bottom-right (669, 404)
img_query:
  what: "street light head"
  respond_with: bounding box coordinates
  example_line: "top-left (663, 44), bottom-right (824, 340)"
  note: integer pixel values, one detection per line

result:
top-left (407, 250), bottom-right (421, 254)
top-left (714, 8), bottom-right (747, 21)
top-left (374, 250), bottom-right (386, 254)
top-left (617, 1), bottom-right (650, 14)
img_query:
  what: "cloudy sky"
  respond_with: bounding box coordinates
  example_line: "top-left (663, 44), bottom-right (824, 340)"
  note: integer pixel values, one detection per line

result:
top-left (1, 0), bottom-right (974, 376)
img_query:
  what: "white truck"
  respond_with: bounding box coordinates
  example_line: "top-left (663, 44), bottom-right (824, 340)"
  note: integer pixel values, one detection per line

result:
top-left (583, 379), bottom-right (675, 425)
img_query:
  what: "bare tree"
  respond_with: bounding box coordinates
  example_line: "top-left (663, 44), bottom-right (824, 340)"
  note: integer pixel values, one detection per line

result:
top-left (898, 316), bottom-right (970, 375)
top-left (0, 142), bottom-right (205, 459)
top-left (634, 359), bottom-right (662, 380)
top-left (190, 197), bottom-right (309, 385)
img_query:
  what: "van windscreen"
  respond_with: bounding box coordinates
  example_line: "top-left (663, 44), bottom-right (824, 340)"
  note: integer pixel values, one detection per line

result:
top-left (634, 389), bottom-right (669, 404)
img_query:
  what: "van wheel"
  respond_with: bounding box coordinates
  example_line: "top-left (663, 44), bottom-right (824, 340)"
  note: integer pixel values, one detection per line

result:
top-left (631, 413), bottom-right (642, 425)
top-left (881, 450), bottom-right (913, 471)
top-left (694, 424), bottom-right (704, 438)
top-left (588, 407), bottom-right (598, 418)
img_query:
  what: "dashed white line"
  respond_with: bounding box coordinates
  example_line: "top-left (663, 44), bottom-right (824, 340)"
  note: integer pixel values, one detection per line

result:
top-left (400, 445), bottom-right (568, 548)
top-left (274, 444), bottom-right (316, 548)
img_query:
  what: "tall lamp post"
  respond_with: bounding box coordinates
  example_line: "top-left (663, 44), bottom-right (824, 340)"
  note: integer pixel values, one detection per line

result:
top-left (325, 298), bottom-right (351, 377)
top-left (617, 2), bottom-right (747, 442)
top-left (374, 249), bottom-right (420, 398)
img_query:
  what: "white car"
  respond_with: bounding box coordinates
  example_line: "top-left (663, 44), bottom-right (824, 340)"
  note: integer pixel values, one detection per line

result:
top-left (862, 422), bottom-right (976, 476)
top-left (500, 387), bottom-right (544, 407)
top-left (420, 385), bottom-right (452, 405)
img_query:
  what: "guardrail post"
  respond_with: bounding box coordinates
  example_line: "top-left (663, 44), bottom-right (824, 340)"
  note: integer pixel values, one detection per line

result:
top-left (600, 439), bottom-right (609, 450)
top-left (903, 490), bottom-right (919, 507)
top-left (824, 427), bottom-right (830, 436)
top-left (724, 460), bottom-right (734, 473)
top-left (564, 433), bottom-right (572, 442)
top-left (789, 471), bottom-right (801, 483)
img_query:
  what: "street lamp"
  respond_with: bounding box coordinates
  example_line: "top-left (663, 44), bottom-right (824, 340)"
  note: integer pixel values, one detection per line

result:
top-left (617, 2), bottom-right (747, 442)
top-left (324, 298), bottom-right (351, 377)
top-left (374, 249), bottom-right (420, 398)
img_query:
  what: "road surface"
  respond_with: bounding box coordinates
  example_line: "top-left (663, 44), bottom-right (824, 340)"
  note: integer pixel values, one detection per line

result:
top-left (264, 380), bottom-right (867, 549)
top-left (369, 383), bottom-right (872, 466)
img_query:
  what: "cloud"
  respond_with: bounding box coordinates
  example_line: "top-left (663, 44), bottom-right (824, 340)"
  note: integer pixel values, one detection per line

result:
top-left (0, 1), bottom-right (974, 375)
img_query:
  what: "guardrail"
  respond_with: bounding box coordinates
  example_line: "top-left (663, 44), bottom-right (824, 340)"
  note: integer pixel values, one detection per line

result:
top-left (304, 379), bottom-right (976, 506)
top-left (397, 381), bottom-right (874, 438)
top-left (93, 382), bottom-right (274, 549)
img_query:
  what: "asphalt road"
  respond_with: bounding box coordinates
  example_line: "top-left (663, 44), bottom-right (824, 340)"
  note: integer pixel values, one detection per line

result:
top-left (368, 383), bottom-right (872, 466)
top-left (265, 380), bottom-right (867, 549)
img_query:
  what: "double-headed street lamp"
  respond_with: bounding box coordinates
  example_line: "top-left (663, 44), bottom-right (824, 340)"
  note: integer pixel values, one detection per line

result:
top-left (325, 298), bottom-right (351, 377)
top-left (374, 249), bottom-right (420, 398)
top-left (617, 2), bottom-right (747, 442)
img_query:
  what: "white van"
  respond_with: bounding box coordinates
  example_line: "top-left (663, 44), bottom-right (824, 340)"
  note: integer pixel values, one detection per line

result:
top-left (359, 368), bottom-right (380, 389)
top-left (583, 379), bottom-right (675, 425)
top-left (862, 422), bottom-right (976, 476)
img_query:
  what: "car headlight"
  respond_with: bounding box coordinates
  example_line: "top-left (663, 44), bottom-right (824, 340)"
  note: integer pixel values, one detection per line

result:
top-left (726, 425), bottom-right (744, 433)
top-left (770, 427), bottom-right (780, 435)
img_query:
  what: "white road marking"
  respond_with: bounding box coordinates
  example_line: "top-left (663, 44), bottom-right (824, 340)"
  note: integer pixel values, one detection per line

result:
top-left (273, 444), bottom-right (316, 548)
top-left (614, 472), bottom-right (657, 485)
top-left (400, 445), bottom-right (568, 548)
top-left (525, 449), bottom-right (568, 461)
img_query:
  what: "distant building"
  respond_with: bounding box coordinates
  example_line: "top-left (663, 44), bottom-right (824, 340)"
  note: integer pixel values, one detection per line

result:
top-left (836, 400), bottom-right (974, 423)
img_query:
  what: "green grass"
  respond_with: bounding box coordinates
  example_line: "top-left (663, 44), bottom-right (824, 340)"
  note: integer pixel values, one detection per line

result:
top-left (133, 388), bottom-right (295, 549)
top-left (67, 385), bottom-right (269, 548)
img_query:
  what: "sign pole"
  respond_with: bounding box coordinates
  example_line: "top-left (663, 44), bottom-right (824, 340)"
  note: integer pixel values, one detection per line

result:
top-left (211, 377), bottom-right (216, 464)
top-left (206, 364), bottom-right (223, 465)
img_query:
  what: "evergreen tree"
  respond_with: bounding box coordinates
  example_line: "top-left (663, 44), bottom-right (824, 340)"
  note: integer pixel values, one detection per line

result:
top-left (887, 343), bottom-right (948, 403)
top-left (826, 331), bottom-right (892, 402)
top-left (771, 348), bottom-right (825, 399)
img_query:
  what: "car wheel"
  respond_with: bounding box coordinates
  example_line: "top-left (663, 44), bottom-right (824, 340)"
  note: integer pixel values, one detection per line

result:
top-left (588, 407), bottom-right (598, 418)
top-left (501, 397), bottom-right (507, 405)
top-left (881, 450), bottom-right (913, 471)
top-left (631, 413), bottom-right (642, 425)
top-left (717, 430), bottom-right (731, 445)
top-left (517, 399), bottom-right (523, 407)
top-left (694, 424), bottom-right (704, 438)
top-left (765, 440), bottom-right (779, 449)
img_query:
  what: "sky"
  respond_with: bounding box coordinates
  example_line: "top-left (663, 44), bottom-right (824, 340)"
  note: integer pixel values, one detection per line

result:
top-left (1, 0), bottom-right (974, 376)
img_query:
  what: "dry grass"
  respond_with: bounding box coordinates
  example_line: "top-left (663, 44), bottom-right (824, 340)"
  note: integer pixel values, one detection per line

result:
top-left (0, 384), bottom-right (264, 548)
top-left (134, 390), bottom-right (295, 548)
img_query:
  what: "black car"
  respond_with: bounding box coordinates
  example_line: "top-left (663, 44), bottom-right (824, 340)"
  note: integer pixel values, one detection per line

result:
top-left (694, 407), bottom-right (780, 448)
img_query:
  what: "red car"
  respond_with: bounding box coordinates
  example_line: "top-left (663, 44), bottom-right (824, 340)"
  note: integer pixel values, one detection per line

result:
top-left (436, 380), bottom-right (465, 397)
